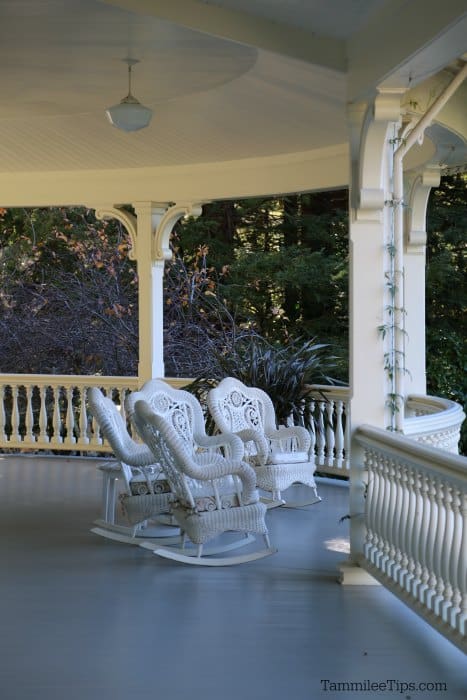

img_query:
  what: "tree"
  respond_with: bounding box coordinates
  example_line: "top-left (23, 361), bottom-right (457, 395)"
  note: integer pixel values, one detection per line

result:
top-left (426, 174), bottom-right (467, 452)
top-left (0, 207), bottom-right (138, 375)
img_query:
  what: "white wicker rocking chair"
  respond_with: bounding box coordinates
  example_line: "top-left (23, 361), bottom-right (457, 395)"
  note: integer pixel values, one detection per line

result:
top-left (88, 387), bottom-right (179, 545)
top-left (132, 397), bottom-right (276, 565)
top-left (207, 377), bottom-right (321, 508)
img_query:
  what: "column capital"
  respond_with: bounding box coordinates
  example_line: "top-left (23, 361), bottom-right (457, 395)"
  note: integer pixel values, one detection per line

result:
top-left (374, 87), bottom-right (407, 123)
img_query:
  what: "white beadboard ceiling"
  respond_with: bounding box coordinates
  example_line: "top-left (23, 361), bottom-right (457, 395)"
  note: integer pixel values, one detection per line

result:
top-left (0, 0), bottom-right (465, 176)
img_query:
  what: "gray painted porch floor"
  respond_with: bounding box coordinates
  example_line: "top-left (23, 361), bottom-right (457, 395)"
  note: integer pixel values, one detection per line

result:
top-left (0, 455), bottom-right (465, 700)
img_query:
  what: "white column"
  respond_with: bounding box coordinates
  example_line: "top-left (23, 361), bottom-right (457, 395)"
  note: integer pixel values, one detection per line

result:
top-left (133, 203), bottom-right (168, 382)
top-left (404, 169), bottom-right (440, 395)
top-left (341, 92), bottom-right (404, 584)
top-left (134, 201), bottom-right (204, 384)
top-left (95, 201), bottom-right (202, 383)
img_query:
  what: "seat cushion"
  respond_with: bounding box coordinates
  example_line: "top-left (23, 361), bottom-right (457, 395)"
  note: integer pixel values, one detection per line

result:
top-left (269, 450), bottom-right (309, 464)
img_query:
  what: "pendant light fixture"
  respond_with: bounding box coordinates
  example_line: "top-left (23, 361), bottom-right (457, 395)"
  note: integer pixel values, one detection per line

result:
top-left (105, 58), bottom-right (152, 132)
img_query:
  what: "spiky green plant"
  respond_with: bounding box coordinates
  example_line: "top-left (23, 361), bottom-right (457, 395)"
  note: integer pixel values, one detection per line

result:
top-left (189, 333), bottom-right (339, 429)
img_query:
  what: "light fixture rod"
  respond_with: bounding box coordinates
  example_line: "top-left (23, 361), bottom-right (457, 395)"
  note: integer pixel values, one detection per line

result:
top-left (124, 58), bottom-right (139, 98)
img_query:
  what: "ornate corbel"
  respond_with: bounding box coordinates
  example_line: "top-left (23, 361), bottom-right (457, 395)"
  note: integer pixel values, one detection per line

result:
top-left (353, 89), bottom-right (406, 221)
top-left (405, 168), bottom-right (440, 252)
top-left (153, 202), bottom-right (204, 261)
top-left (94, 205), bottom-right (138, 260)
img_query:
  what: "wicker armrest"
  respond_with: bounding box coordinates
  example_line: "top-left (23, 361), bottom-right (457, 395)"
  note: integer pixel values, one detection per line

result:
top-left (194, 431), bottom-right (244, 462)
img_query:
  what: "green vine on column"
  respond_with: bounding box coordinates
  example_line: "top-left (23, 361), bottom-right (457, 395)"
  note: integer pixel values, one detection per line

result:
top-left (381, 173), bottom-right (409, 431)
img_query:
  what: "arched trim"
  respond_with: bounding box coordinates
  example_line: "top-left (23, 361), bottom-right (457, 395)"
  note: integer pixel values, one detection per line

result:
top-left (94, 205), bottom-right (138, 260)
top-left (153, 202), bottom-right (204, 260)
top-left (355, 89), bottom-right (405, 220)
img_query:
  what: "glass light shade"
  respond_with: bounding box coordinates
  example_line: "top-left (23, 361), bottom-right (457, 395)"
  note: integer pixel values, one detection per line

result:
top-left (105, 95), bottom-right (152, 132)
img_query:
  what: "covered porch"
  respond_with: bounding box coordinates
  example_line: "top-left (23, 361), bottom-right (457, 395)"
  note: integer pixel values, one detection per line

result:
top-left (1, 454), bottom-right (466, 700)
top-left (0, 0), bottom-right (466, 678)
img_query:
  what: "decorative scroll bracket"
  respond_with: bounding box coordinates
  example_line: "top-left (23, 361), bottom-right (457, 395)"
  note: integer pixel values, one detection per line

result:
top-left (94, 205), bottom-right (138, 260)
top-left (405, 168), bottom-right (440, 253)
top-left (153, 202), bottom-right (204, 261)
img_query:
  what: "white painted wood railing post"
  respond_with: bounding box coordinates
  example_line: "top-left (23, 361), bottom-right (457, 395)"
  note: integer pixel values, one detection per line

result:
top-left (334, 401), bottom-right (344, 468)
top-left (417, 474), bottom-right (431, 602)
top-left (79, 387), bottom-right (89, 446)
top-left (52, 385), bottom-right (63, 445)
top-left (432, 479), bottom-right (447, 614)
top-left (0, 386), bottom-right (5, 442)
top-left (458, 492), bottom-right (467, 636)
top-left (425, 475), bottom-right (438, 609)
top-left (11, 385), bottom-right (20, 442)
top-left (449, 488), bottom-right (463, 630)
top-left (325, 401), bottom-right (335, 466)
top-left (440, 484), bottom-right (454, 621)
top-left (66, 386), bottom-right (76, 444)
top-left (308, 399), bottom-right (316, 461)
top-left (39, 387), bottom-right (48, 442)
top-left (24, 385), bottom-right (35, 443)
top-left (315, 401), bottom-right (325, 466)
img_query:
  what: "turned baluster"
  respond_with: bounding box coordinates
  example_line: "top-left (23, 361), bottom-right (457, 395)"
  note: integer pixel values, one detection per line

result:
top-left (372, 452), bottom-right (387, 569)
top-left (439, 481), bottom-right (455, 622)
top-left (423, 474), bottom-right (439, 608)
top-left (11, 385), bottom-right (20, 444)
top-left (334, 401), bottom-right (344, 469)
top-left (388, 463), bottom-right (405, 581)
top-left (0, 386), bottom-right (6, 442)
top-left (408, 468), bottom-right (423, 597)
top-left (23, 385), bottom-right (35, 444)
top-left (325, 401), bottom-right (335, 467)
top-left (38, 386), bottom-right (49, 442)
top-left (376, 454), bottom-right (391, 572)
top-left (457, 492), bottom-right (467, 636)
top-left (417, 473), bottom-right (432, 603)
top-left (78, 387), bottom-right (90, 445)
top-left (448, 488), bottom-right (463, 631)
top-left (51, 385), bottom-right (63, 444)
top-left (370, 449), bottom-right (384, 565)
top-left (308, 399), bottom-right (316, 462)
top-left (64, 386), bottom-right (76, 445)
top-left (363, 449), bottom-right (378, 563)
top-left (430, 477), bottom-right (446, 612)
top-left (403, 465), bottom-right (417, 592)
top-left (315, 401), bottom-right (325, 467)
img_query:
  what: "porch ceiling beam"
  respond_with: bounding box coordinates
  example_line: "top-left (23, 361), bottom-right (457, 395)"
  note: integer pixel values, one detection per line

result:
top-left (348, 1), bottom-right (467, 100)
top-left (102, 0), bottom-right (346, 72)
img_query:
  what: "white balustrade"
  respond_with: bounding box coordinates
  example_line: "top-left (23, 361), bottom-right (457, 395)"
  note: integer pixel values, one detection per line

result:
top-left (356, 425), bottom-right (467, 653)
top-left (0, 377), bottom-right (462, 467)
top-left (307, 385), bottom-right (350, 476)
top-left (0, 374), bottom-right (194, 452)
top-left (0, 375), bottom-right (141, 451)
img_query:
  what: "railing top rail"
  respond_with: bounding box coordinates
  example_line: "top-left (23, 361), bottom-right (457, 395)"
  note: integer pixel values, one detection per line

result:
top-left (406, 393), bottom-right (462, 412)
top-left (356, 424), bottom-right (467, 481)
top-left (306, 384), bottom-right (350, 400)
top-left (404, 393), bottom-right (465, 434)
top-left (0, 374), bottom-right (192, 389)
top-left (0, 374), bottom-right (140, 387)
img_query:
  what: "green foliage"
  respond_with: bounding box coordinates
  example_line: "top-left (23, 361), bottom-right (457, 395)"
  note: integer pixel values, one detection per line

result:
top-left (189, 333), bottom-right (339, 428)
top-left (0, 207), bottom-right (138, 375)
top-left (426, 175), bottom-right (467, 453)
top-left (176, 191), bottom-right (349, 381)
